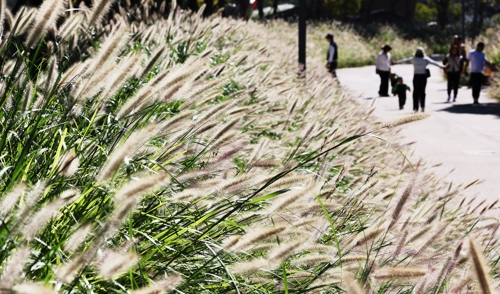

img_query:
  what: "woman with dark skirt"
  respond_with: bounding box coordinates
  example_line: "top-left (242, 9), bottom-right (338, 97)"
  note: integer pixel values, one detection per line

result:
top-left (443, 46), bottom-right (462, 102)
top-left (395, 47), bottom-right (446, 113)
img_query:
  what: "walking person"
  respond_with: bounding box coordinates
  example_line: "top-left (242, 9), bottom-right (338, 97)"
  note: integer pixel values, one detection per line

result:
top-left (376, 45), bottom-right (392, 97)
top-left (443, 45), bottom-right (462, 102)
top-left (392, 77), bottom-right (411, 110)
top-left (325, 33), bottom-right (338, 77)
top-left (463, 42), bottom-right (493, 104)
top-left (395, 47), bottom-right (445, 113)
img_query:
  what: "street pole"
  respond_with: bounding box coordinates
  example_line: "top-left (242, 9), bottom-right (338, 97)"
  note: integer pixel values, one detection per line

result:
top-left (298, 0), bottom-right (306, 77)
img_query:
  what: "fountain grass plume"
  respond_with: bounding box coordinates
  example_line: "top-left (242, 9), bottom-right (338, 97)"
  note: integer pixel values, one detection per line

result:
top-left (228, 226), bottom-right (286, 251)
top-left (0, 246), bottom-right (30, 289)
top-left (87, 0), bottom-right (117, 26)
top-left (22, 189), bottom-right (80, 241)
top-left (64, 224), bottom-right (93, 252)
top-left (469, 238), bottom-right (494, 294)
top-left (0, 0), bottom-right (5, 38)
top-left (97, 124), bottom-right (157, 182)
top-left (26, 0), bottom-right (64, 48)
top-left (0, 182), bottom-right (26, 217)
top-left (12, 283), bottom-right (56, 294)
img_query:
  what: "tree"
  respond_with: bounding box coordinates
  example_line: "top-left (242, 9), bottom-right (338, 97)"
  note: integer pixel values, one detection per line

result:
top-left (430, 0), bottom-right (451, 28)
top-left (323, 0), bottom-right (361, 17)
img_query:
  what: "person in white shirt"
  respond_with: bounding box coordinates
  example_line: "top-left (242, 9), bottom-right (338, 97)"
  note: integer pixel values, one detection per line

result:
top-left (395, 47), bottom-right (445, 113)
top-left (463, 42), bottom-right (492, 104)
top-left (325, 33), bottom-right (338, 77)
top-left (375, 44), bottom-right (392, 97)
top-left (443, 45), bottom-right (462, 102)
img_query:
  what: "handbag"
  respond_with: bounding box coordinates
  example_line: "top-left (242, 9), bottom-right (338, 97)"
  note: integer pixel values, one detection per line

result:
top-left (425, 69), bottom-right (431, 78)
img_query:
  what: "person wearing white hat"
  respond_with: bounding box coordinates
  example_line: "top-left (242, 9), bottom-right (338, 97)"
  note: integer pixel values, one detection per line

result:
top-left (375, 44), bottom-right (392, 97)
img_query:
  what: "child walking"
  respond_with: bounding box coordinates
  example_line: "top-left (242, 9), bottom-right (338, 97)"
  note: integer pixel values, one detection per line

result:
top-left (392, 77), bottom-right (411, 110)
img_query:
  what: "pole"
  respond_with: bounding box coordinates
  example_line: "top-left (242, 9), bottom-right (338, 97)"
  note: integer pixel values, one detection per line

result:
top-left (298, 0), bottom-right (306, 77)
top-left (461, 0), bottom-right (465, 40)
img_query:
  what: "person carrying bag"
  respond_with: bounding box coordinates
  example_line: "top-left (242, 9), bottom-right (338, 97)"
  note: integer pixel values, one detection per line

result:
top-left (395, 47), bottom-right (445, 113)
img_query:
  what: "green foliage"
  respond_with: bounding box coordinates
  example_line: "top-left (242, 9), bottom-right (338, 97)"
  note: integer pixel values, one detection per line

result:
top-left (323, 0), bottom-right (361, 17)
top-left (414, 2), bottom-right (437, 23)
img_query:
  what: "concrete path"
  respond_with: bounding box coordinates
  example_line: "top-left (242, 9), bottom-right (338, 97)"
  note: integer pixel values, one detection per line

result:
top-left (337, 64), bottom-right (500, 208)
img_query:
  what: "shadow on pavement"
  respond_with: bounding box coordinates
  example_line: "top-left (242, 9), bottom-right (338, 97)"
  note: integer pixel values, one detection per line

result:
top-left (439, 102), bottom-right (500, 117)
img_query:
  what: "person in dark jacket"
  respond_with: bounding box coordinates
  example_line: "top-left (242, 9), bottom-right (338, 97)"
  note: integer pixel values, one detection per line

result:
top-left (443, 45), bottom-right (462, 102)
top-left (325, 33), bottom-right (338, 77)
top-left (392, 77), bottom-right (411, 110)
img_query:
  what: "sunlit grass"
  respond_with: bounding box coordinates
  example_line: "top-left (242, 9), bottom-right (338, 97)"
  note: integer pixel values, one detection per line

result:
top-left (0, 4), bottom-right (498, 293)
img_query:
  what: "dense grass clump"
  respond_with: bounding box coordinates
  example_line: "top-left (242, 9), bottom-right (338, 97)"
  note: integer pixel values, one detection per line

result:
top-left (0, 3), bottom-right (499, 293)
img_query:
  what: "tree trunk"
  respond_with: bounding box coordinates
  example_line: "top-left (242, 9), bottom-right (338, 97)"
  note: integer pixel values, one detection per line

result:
top-left (472, 0), bottom-right (478, 40)
top-left (478, 0), bottom-right (484, 33)
top-left (273, 0), bottom-right (278, 16)
top-left (435, 0), bottom-right (450, 28)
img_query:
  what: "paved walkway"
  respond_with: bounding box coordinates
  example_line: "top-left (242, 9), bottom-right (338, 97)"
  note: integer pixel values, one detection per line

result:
top-left (337, 64), bottom-right (500, 208)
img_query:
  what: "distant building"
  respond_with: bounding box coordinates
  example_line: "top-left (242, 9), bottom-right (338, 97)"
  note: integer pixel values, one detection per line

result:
top-left (360, 0), bottom-right (417, 21)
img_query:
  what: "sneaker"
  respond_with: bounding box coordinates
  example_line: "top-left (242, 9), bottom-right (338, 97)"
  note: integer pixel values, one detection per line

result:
top-left (447, 97), bottom-right (450, 102)
top-left (421, 108), bottom-right (425, 112)
top-left (453, 98), bottom-right (456, 102)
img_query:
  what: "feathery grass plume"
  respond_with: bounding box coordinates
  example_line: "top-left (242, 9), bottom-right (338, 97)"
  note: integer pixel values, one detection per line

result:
top-left (0, 0), bottom-right (5, 38)
top-left (79, 23), bottom-right (128, 80)
top-left (469, 238), bottom-right (494, 294)
top-left (414, 223), bottom-right (448, 257)
top-left (43, 57), bottom-right (57, 94)
top-left (228, 226), bottom-right (286, 251)
top-left (379, 113), bottom-right (431, 129)
top-left (389, 179), bottom-right (415, 229)
top-left (64, 223), bottom-right (93, 252)
top-left (342, 272), bottom-right (363, 294)
top-left (115, 70), bottom-right (169, 119)
top-left (87, 0), bottom-right (116, 26)
top-left (211, 118), bottom-right (241, 143)
top-left (0, 182), bottom-right (26, 217)
top-left (131, 276), bottom-right (184, 294)
top-left (267, 184), bottom-right (316, 213)
top-left (103, 53), bottom-right (143, 97)
top-left (97, 251), bottom-right (139, 279)
top-left (393, 230), bottom-right (408, 258)
top-left (58, 13), bottom-right (83, 40)
top-left (0, 246), bottom-right (29, 288)
top-left (12, 283), bottom-right (56, 294)
top-left (11, 7), bottom-right (36, 36)
top-left (16, 181), bottom-right (46, 219)
top-left (141, 46), bottom-right (167, 78)
top-left (290, 254), bottom-right (331, 267)
top-left (22, 189), bottom-right (80, 241)
top-left (372, 267), bottom-right (427, 281)
top-left (114, 172), bottom-right (170, 203)
top-left (97, 124), bottom-right (157, 182)
top-left (21, 81), bottom-right (33, 112)
top-left (353, 227), bottom-right (385, 248)
top-left (269, 239), bottom-right (305, 263)
top-left (408, 225), bottom-right (432, 243)
top-left (230, 258), bottom-right (270, 275)
top-left (58, 149), bottom-right (79, 176)
top-left (25, 0), bottom-right (64, 48)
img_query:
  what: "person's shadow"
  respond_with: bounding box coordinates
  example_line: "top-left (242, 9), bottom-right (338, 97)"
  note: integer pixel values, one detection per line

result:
top-left (439, 102), bottom-right (500, 117)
